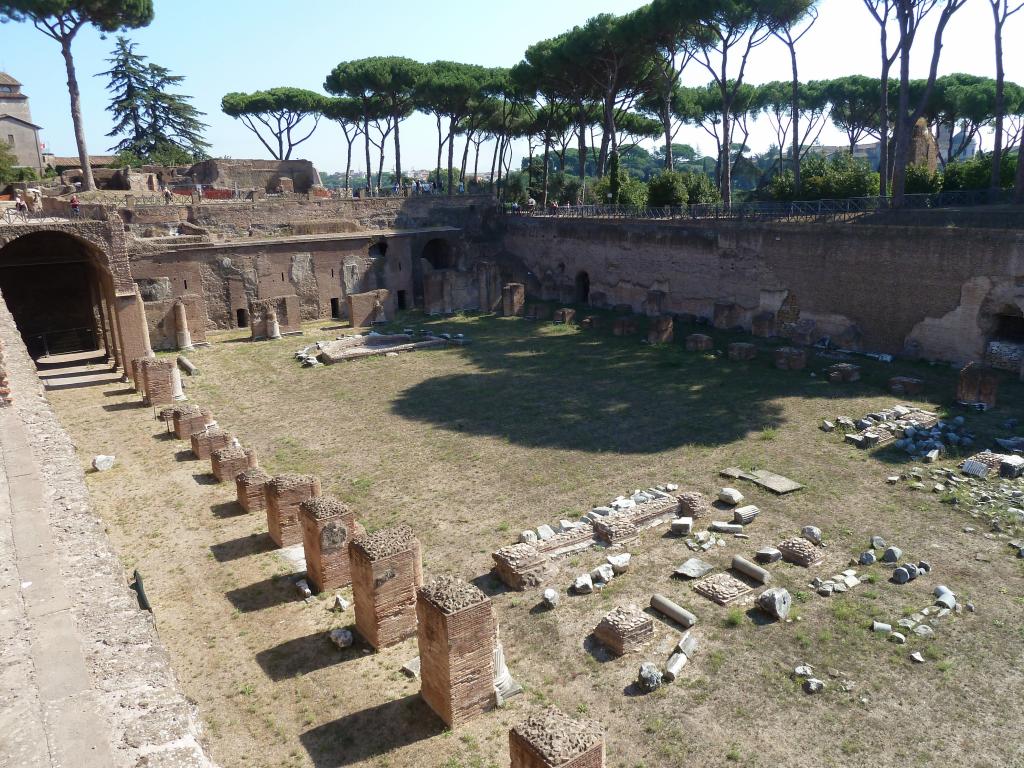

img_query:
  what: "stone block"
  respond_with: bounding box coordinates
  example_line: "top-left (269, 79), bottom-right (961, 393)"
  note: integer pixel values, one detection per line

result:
top-left (299, 496), bottom-right (359, 593)
top-left (685, 333), bottom-right (713, 352)
top-left (727, 342), bottom-right (757, 361)
top-left (957, 363), bottom-right (998, 408)
top-left (509, 707), bottom-right (605, 768)
top-left (210, 445), bottom-right (256, 483)
top-left (827, 363), bottom-right (861, 383)
top-left (647, 315), bottom-right (674, 344)
top-left (347, 289), bottom-right (391, 328)
top-left (751, 311), bottom-right (776, 338)
top-left (552, 308), bottom-right (575, 324)
top-left (774, 347), bottom-right (807, 371)
top-left (889, 376), bottom-right (925, 396)
top-left (502, 283), bottom-right (526, 317)
top-left (351, 525), bottom-right (423, 648)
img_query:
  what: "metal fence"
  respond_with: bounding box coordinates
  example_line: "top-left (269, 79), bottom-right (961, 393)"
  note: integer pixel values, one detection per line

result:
top-left (502, 189), bottom-right (1019, 225)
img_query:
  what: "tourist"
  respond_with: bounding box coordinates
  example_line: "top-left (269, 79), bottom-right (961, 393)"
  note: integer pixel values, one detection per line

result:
top-left (14, 193), bottom-right (27, 213)
top-left (69, 193), bottom-right (80, 217)
top-left (163, 188), bottom-right (173, 204)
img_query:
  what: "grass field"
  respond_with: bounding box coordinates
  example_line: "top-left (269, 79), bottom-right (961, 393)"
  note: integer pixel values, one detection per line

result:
top-left (50, 310), bottom-right (1024, 768)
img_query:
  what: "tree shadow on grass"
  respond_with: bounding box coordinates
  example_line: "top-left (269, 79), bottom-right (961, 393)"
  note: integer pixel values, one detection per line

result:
top-left (256, 628), bottom-right (364, 681)
top-left (300, 694), bottom-right (443, 768)
top-left (390, 316), bottom-right (806, 454)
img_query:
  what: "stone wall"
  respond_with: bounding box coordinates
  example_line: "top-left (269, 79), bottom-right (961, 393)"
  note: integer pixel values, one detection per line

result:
top-left (501, 218), bottom-right (1024, 364)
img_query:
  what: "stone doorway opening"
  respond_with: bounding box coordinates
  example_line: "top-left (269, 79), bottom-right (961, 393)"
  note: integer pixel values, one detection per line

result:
top-left (575, 271), bottom-right (590, 304)
top-left (236, 307), bottom-right (249, 328)
top-left (0, 231), bottom-right (113, 360)
top-left (422, 238), bottom-right (455, 270)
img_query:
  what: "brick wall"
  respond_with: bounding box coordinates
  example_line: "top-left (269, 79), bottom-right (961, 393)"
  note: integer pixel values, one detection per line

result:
top-left (501, 218), bottom-right (1024, 364)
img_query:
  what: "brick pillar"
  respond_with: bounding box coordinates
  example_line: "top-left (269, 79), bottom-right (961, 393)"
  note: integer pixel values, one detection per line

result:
top-left (509, 707), bottom-right (606, 768)
top-left (265, 474), bottom-right (321, 547)
top-left (416, 576), bottom-right (496, 728)
top-left (139, 358), bottom-right (174, 406)
top-left (350, 525), bottom-right (422, 649)
top-left (115, 287), bottom-right (153, 388)
top-left (236, 468), bottom-right (271, 514)
top-left (298, 497), bottom-right (358, 593)
top-left (211, 445), bottom-right (257, 483)
top-left (173, 405), bottom-right (213, 439)
top-left (189, 426), bottom-right (232, 460)
top-left (502, 283), bottom-right (525, 317)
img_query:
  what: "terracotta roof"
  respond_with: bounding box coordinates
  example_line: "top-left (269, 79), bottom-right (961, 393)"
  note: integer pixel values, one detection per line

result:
top-left (0, 73), bottom-right (21, 87)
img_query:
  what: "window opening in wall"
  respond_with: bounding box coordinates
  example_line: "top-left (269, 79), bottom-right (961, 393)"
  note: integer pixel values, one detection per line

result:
top-left (993, 312), bottom-right (1024, 342)
top-left (397, 290), bottom-right (407, 310)
top-left (575, 271), bottom-right (590, 304)
top-left (330, 297), bottom-right (340, 318)
top-left (236, 308), bottom-right (249, 328)
top-left (183, 279), bottom-right (188, 290)
top-left (281, 272), bottom-right (285, 282)
top-left (331, 268), bottom-right (335, 278)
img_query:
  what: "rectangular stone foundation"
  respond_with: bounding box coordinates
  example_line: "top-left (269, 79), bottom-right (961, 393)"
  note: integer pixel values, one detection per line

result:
top-left (347, 289), bottom-right (392, 327)
top-left (190, 427), bottom-right (232, 461)
top-left (509, 708), bottom-right (606, 768)
top-left (350, 525), bottom-right (423, 649)
top-left (265, 474), bottom-right (320, 547)
top-left (235, 468), bottom-right (271, 514)
top-left (211, 446), bottom-right (256, 483)
top-left (417, 577), bottom-right (496, 728)
top-left (299, 497), bottom-right (358, 592)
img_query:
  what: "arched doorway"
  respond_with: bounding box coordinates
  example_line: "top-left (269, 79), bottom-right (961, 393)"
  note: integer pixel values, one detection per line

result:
top-left (575, 271), bottom-right (590, 304)
top-left (422, 238), bottom-right (455, 270)
top-left (0, 231), bottom-right (111, 359)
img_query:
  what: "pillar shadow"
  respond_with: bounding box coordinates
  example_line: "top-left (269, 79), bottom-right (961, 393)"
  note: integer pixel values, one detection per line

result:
top-left (300, 694), bottom-right (443, 767)
top-left (211, 500), bottom-right (246, 519)
top-left (192, 472), bottom-right (219, 486)
top-left (470, 571), bottom-right (510, 597)
top-left (210, 532), bottom-right (275, 562)
top-left (225, 576), bottom-right (297, 612)
top-left (256, 628), bottom-right (364, 681)
top-left (582, 632), bottom-right (614, 664)
top-left (174, 449), bottom-right (196, 462)
top-left (102, 400), bottom-right (146, 411)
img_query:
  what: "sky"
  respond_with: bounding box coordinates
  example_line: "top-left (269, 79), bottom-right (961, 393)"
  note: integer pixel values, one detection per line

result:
top-left (0, 0), bottom-right (1021, 175)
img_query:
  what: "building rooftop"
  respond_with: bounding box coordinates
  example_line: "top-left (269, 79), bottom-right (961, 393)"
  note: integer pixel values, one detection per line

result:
top-left (0, 72), bottom-right (21, 87)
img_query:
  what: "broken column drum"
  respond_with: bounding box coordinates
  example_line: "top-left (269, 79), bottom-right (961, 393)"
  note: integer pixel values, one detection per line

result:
top-left (509, 706), bottom-right (606, 768)
top-left (350, 524), bottom-right (423, 649)
top-left (299, 496), bottom-right (358, 593)
top-left (235, 467), bottom-right (271, 514)
top-left (266, 306), bottom-right (282, 340)
top-left (211, 445), bottom-right (257, 483)
top-left (190, 426), bottom-right (232, 461)
top-left (170, 365), bottom-right (186, 401)
top-left (265, 473), bottom-right (321, 548)
top-left (173, 299), bottom-right (193, 351)
top-left (416, 576), bottom-right (497, 728)
top-left (502, 283), bottom-right (526, 317)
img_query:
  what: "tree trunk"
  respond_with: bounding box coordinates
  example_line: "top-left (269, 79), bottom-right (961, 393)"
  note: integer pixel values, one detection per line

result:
top-left (436, 115), bottom-right (444, 191)
top-left (991, 5), bottom-right (1005, 193)
top-left (661, 95), bottom-right (674, 170)
top-left (363, 117), bottom-right (372, 196)
top-left (878, 35), bottom-right (892, 198)
top-left (489, 137), bottom-right (499, 192)
top-left (789, 43), bottom-right (801, 194)
top-left (526, 139), bottom-right (534, 195)
top-left (344, 137), bottom-right (352, 190)
top-left (460, 134), bottom-right (471, 185)
top-left (541, 137), bottom-right (551, 206)
top-left (394, 117), bottom-right (402, 186)
top-left (447, 117), bottom-right (456, 196)
top-left (890, 28), bottom-right (913, 206)
top-left (473, 140), bottom-right (481, 185)
top-left (376, 142), bottom-right (385, 190)
top-left (1016, 132), bottom-right (1024, 203)
top-left (61, 38), bottom-right (95, 191)
top-left (577, 112), bottom-right (587, 179)
top-left (720, 106), bottom-right (732, 205)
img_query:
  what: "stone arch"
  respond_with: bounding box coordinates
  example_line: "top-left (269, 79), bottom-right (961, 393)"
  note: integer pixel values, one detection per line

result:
top-left (421, 238), bottom-right (456, 270)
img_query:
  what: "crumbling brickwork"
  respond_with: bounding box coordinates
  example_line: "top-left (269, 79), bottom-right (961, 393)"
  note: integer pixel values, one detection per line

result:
top-left (416, 576), bottom-right (496, 728)
top-left (298, 496), bottom-right (358, 593)
top-left (350, 525), bottom-right (423, 648)
top-left (265, 473), bottom-right (321, 547)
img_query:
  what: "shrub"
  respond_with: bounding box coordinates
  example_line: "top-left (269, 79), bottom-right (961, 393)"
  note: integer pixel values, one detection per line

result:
top-left (904, 163), bottom-right (942, 194)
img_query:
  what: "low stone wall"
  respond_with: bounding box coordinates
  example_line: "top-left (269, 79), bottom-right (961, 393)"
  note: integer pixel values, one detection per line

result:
top-left (501, 217), bottom-right (1024, 364)
top-left (0, 291), bottom-right (216, 767)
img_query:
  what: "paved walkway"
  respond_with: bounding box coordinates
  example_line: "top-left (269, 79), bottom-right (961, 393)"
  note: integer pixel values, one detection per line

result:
top-left (0, 406), bottom-right (116, 768)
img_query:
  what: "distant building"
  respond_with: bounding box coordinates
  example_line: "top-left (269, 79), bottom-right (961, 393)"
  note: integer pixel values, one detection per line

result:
top-left (936, 124), bottom-right (977, 163)
top-left (0, 72), bottom-right (44, 177)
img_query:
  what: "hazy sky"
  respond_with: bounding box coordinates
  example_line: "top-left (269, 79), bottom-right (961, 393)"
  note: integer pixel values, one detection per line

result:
top-left (1, 0), bottom-right (1020, 174)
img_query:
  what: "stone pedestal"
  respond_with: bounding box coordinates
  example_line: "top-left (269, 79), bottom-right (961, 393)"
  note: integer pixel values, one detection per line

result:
top-left (298, 496), bottom-right (358, 593)
top-left (751, 311), bottom-right (776, 338)
top-left (647, 315), bottom-right (674, 344)
top-left (235, 468), bottom-right (271, 514)
top-left (502, 283), bottom-right (525, 317)
top-left (140, 358), bottom-right (174, 406)
top-left (889, 376), bottom-right (925, 396)
top-left (957, 363), bottom-right (998, 408)
top-left (685, 333), bottom-right (713, 352)
top-left (416, 577), bottom-right (496, 728)
top-left (509, 707), bottom-right (605, 768)
top-left (173, 405), bottom-right (213, 440)
top-left (211, 445), bottom-right (257, 483)
top-left (727, 342), bottom-right (757, 361)
top-left (190, 426), bottom-right (232, 461)
top-left (774, 347), bottom-right (807, 371)
top-left (350, 525), bottom-right (423, 649)
top-left (265, 474), bottom-right (321, 547)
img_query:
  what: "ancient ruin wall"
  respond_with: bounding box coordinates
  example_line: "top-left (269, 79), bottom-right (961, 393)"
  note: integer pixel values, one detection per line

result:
top-left (501, 218), bottom-right (1024, 363)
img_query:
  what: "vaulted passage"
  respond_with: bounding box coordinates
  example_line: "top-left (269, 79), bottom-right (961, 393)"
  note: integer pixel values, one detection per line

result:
top-left (422, 238), bottom-right (455, 270)
top-left (0, 231), bottom-right (109, 359)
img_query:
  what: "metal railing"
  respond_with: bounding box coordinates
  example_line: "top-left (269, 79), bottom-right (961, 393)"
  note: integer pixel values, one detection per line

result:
top-left (503, 189), bottom-right (1019, 224)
